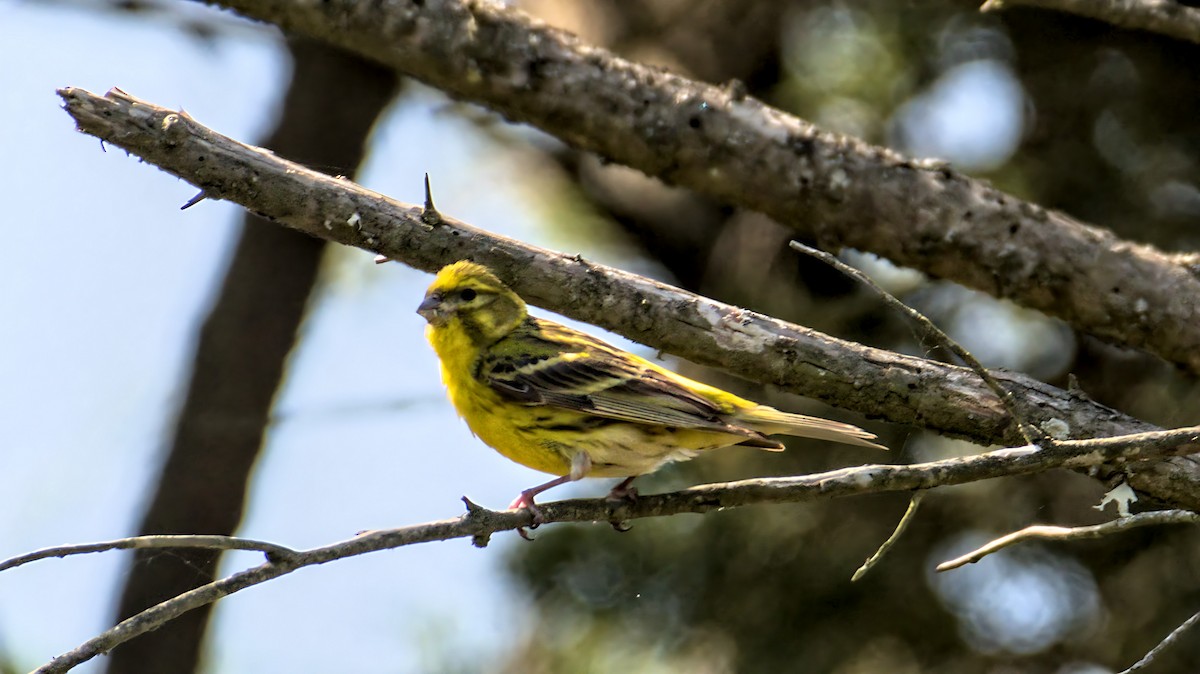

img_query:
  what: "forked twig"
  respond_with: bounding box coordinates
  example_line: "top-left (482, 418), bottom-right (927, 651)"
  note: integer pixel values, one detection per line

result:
top-left (936, 509), bottom-right (1200, 571)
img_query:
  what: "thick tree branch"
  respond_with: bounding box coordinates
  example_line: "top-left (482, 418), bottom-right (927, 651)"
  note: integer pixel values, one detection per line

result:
top-left (983, 0), bottom-right (1200, 44)
top-left (57, 86), bottom-right (1200, 511)
top-left (188, 0), bottom-right (1200, 374)
top-left (22, 425), bottom-right (1200, 673)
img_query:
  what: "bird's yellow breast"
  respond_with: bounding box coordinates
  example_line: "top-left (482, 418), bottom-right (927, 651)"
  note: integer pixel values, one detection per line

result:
top-left (427, 323), bottom-right (573, 476)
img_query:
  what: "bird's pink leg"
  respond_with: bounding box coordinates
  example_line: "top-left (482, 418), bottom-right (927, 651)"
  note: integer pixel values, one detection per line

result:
top-left (508, 475), bottom-right (572, 521)
top-left (510, 453), bottom-right (591, 535)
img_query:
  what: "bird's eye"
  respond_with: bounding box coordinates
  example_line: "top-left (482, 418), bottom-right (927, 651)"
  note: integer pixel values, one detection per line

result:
top-left (460, 288), bottom-right (477, 301)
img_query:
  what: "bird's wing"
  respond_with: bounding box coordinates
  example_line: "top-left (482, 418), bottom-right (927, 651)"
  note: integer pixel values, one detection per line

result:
top-left (481, 320), bottom-right (776, 444)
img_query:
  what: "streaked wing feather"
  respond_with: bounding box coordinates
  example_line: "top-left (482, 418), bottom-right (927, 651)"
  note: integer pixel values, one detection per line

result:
top-left (482, 320), bottom-right (766, 441)
top-left (586, 374), bottom-right (724, 427)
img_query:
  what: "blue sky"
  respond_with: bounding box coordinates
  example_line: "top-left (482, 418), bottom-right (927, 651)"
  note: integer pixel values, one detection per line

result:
top-left (0, 4), bottom-right (578, 671)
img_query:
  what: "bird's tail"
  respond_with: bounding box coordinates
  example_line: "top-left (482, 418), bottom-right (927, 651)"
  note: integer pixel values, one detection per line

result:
top-left (743, 406), bottom-right (888, 451)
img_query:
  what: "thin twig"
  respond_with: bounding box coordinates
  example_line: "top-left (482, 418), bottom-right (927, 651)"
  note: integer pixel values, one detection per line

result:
top-left (0, 535), bottom-right (297, 573)
top-left (936, 509), bottom-right (1200, 571)
top-left (1118, 609), bottom-right (1200, 673)
top-left (790, 241), bottom-right (1047, 445)
top-left (852, 491), bottom-right (924, 581)
top-left (20, 425), bottom-right (1200, 673)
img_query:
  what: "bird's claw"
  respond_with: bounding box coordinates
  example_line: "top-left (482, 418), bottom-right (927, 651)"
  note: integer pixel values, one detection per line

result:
top-left (510, 490), bottom-right (546, 540)
top-left (606, 480), bottom-right (637, 532)
top-left (606, 484), bottom-right (639, 503)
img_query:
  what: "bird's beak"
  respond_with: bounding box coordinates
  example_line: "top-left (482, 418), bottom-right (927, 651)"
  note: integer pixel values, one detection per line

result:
top-left (417, 294), bottom-right (442, 323)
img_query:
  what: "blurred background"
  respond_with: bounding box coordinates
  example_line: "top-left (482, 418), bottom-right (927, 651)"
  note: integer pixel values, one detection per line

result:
top-left (3, 0), bottom-right (1199, 672)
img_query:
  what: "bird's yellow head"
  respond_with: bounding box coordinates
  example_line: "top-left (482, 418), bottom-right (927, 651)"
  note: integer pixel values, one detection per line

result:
top-left (417, 261), bottom-right (528, 345)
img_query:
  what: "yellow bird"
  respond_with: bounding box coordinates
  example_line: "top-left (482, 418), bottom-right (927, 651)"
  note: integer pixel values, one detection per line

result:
top-left (418, 261), bottom-right (885, 524)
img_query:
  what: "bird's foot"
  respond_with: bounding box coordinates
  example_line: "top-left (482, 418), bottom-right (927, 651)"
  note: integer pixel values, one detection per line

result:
top-left (509, 490), bottom-right (545, 540)
top-left (606, 478), bottom-right (638, 533)
top-left (606, 481), bottom-right (639, 503)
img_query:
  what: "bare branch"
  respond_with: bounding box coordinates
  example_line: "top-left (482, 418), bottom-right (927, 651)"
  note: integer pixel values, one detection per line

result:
top-left (0, 535), bottom-right (296, 572)
top-left (983, 0), bottom-right (1200, 45)
top-left (24, 426), bottom-right (1200, 672)
top-left (852, 492), bottom-right (925, 582)
top-left (55, 86), bottom-right (1200, 511)
top-left (936, 509), bottom-right (1200, 571)
top-left (189, 0), bottom-right (1200, 374)
top-left (937, 502), bottom-right (1200, 671)
top-left (1119, 609), bottom-right (1200, 673)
